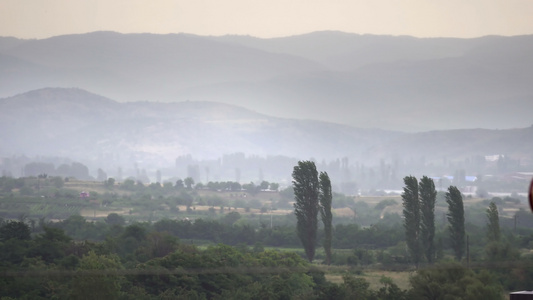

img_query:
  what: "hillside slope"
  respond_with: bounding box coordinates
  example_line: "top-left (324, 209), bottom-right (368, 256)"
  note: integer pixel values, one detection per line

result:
top-left (0, 32), bottom-right (531, 131)
top-left (1, 88), bottom-right (531, 172)
top-left (0, 88), bottom-right (398, 167)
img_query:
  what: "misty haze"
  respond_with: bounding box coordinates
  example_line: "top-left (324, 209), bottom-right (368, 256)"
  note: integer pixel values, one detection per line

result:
top-left (1, 29), bottom-right (533, 299)
top-left (1, 31), bottom-right (532, 190)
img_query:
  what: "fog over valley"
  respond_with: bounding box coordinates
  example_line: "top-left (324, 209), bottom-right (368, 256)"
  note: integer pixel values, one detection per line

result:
top-left (5, 2), bottom-right (533, 298)
top-left (1, 87), bottom-right (532, 193)
top-left (1, 31), bottom-right (532, 192)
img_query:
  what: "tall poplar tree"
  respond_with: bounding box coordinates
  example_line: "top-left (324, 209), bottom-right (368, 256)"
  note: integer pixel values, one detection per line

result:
top-left (419, 176), bottom-right (436, 264)
top-left (319, 171), bottom-right (333, 265)
top-left (293, 161), bottom-right (320, 262)
top-left (402, 175), bottom-right (421, 267)
top-left (486, 202), bottom-right (500, 242)
top-left (446, 186), bottom-right (465, 261)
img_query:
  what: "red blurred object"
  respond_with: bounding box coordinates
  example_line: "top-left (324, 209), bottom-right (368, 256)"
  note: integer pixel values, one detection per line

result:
top-left (529, 179), bottom-right (533, 213)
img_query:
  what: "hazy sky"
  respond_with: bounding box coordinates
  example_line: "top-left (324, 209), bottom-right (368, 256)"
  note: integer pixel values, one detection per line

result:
top-left (1, 0), bottom-right (532, 39)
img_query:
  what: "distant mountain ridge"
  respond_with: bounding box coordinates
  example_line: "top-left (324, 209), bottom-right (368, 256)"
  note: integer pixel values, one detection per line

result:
top-left (0, 88), bottom-right (399, 165)
top-left (0, 31), bottom-right (532, 131)
top-left (1, 88), bottom-right (531, 172)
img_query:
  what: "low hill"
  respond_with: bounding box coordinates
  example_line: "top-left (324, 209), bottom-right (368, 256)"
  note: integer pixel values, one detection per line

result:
top-left (1, 88), bottom-right (531, 174)
top-left (0, 88), bottom-right (399, 167)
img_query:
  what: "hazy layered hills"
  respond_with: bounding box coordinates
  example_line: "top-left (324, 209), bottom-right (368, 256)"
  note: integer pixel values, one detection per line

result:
top-left (1, 88), bottom-right (531, 170)
top-left (0, 31), bottom-right (321, 103)
top-left (0, 88), bottom-right (399, 166)
top-left (1, 31), bottom-right (532, 131)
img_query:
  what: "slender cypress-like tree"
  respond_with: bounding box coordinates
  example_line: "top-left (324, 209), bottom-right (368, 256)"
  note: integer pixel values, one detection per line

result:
top-left (319, 171), bottom-right (333, 265)
top-left (293, 161), bottom-right (320, 262)
top-left (419, 176), bottom-right (436, 264)
top-left (446, 186), bottom-right (465, 261)
top-left (402, 175), bottom-right (421, 267)
top-left (486, 202), bottom-right (500, 242)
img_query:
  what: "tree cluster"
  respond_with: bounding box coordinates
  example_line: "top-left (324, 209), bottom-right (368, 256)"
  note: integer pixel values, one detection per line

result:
top-left (401, 176), bottom-right (436, 267)
top-left (0, 219), bottom-right (413, 299)
top-left (292, 161), bottom-right (332, 263)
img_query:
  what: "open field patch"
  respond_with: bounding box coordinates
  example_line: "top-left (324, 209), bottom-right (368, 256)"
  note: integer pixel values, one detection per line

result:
top-left (325, 269), bottom-right (412, 291)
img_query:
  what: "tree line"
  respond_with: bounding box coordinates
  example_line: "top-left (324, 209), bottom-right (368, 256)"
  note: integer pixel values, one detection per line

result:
top-left (1, 162), bottom-right (532, 298)
top-left (1, 215), bottom-right (513, 299)
top-left (401, 175), bottom-right (517, 270)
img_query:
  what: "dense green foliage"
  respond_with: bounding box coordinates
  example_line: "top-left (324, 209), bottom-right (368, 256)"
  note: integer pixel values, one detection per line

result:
top-left (0, 220), bottom-right (31, 241)
top-left (293, 161), bottom-right (320, 262)
top-left (293, 162), bottom-right (336, 264)
top-left (0, 219), bottom-right (411, 299)
top-left (402, 176), bottom-right (421, 267)
top-left (446, 186), bottom-right (465, 261)
top-left (2, 175), bottom-right (533, 298)
top-left (409, 263), bottom-right (503, 299)
top-left (319, 171), bottom-right (333, 265)
top-left (486, 202), bottom-right (501, 243)
top-left (419, 176), bottom-right (436, 264)
top-left (1, 216), bottom-right (521, 299)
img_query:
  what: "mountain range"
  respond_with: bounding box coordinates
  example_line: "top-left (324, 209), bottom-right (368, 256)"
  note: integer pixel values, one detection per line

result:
top-left (0, 88), bottom-right (397, 165)
top-left (1, 31), bottom-right (532, 131)
top-left (1, 88), bottom-right (531, 174)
